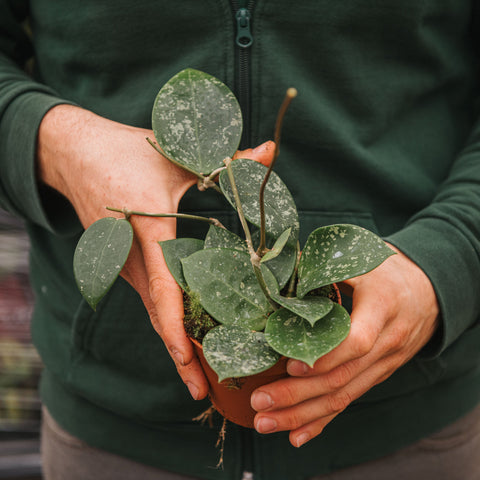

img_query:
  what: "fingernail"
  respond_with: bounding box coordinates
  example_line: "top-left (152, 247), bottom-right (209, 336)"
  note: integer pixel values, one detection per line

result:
top-left (255, 416), bottom-right (277, 433)
top-left (287, 360), bottom-right (309, 376)
top-left (251, 391), bottom-right (273, 411)
top-left (294, 433), bottom-right (310, 448)
top-left (186, 382), bottom-right (199, 400)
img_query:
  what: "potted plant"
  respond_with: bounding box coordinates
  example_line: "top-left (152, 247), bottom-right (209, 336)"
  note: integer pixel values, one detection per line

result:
top-left (73, 68), bottom-right (394, 428)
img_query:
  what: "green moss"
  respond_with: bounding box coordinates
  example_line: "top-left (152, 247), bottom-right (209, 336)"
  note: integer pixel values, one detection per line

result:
top-left (183, 289), bottom-right (218, 342)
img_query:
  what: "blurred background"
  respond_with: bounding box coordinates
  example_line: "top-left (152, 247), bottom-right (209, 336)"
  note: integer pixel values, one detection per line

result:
top-left (0, 210), bottom-right (42, 479)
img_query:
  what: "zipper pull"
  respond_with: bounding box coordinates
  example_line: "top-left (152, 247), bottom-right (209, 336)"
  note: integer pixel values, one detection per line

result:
top-left (236, 8), bottom-right (253, 48)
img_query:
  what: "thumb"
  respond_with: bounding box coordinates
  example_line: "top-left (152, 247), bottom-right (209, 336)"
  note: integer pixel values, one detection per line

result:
top-left (234, 140), bottom-right (276, 167)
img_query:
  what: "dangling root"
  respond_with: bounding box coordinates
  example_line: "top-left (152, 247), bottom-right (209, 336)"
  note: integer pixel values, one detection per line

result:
top-left (192, 404), bottom-right (217, 428)
top-left (193, 405), bottom-right (227, 469)
top-left (215, 417), bottom-right (228, 469)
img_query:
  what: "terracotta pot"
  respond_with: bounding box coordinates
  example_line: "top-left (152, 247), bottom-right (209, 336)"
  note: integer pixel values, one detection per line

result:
top-left (191, 337), bottom-right (288, 428)
top-left (190, 283), bottom-right (342, 429)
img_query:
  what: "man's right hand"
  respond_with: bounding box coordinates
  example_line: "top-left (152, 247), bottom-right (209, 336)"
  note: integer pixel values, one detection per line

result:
top-left (37, 104), bottom-right (275, 401)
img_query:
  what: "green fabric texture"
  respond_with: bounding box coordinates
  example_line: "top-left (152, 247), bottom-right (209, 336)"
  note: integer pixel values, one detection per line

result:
top-left (1, 1), bottom-right (480, 479)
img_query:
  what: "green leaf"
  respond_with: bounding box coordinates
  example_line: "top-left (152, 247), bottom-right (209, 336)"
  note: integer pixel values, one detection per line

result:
top-left (152, 68), bottom-right (242, 176)
top-left (204, 225), bottom-right (247, 252)
top-left (297, 224), bottom-right (395, 298)
top-left (219, 158), bottom-right (299, 288)
top-left (253, 230), bottom-right (297, 289)
top-left (219, 159), bottom-right (299, 239)
top-left (272, 295), bottom-right (335, 327)
top-left (181, 248), bottom-right (272, 329)
top-left (262, 268), bottom-right (335, 326)
top-left (261, 227), bottom-right (292, 263)
top-left (203, 325), bottom-right (281, 381)
top-left (159, 238), bottom-right (204, 290)
top-left (265, 304), bottom-right (351, 367)
top-left (74, 218), bottom-right (133, 310)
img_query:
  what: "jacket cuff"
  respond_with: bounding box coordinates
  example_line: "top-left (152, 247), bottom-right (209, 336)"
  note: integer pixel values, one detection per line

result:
top-left (0, 91), bottom-right (81, 236)
top-left (385, 218), bottom-right (480, 358)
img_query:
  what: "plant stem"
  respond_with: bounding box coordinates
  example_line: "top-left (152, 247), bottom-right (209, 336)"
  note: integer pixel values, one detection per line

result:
top-left (257, 88), bottom-right (298, 256)
top-left (198, 166), bottom-right (226, 193)
top-left (105, 206), bottom-right (225, 228)
top-left (253, 264), bottom-right (279, 311)
top-left (286, 241), bottom-right (301, 297)
top-left (223, 158), bottom-right (278, 311)
top-left (223, 157), bottom-right (256, 256)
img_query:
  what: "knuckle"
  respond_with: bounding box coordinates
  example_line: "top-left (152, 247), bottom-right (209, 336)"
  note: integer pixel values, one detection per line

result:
top-left (325, 364), bottom-right (352, 391)
top-left (276, 382), bottom-right (300, 406)
top-left (286, 409), bottom-right (307, 430)
top-left (352, 330), bottom-right (376, 357)
top-left (385, 325), bottom-right (409, 352)
top-left (148, 275), bottom-right (165, 295)
top-left (327, 390), bottom-right (353, 414)
top-left (148, 274), bottom-right (176, 301)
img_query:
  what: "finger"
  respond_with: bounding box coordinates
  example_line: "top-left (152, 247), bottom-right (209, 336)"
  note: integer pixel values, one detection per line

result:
top-left (120, 236), bottom-right (209, 400)
top-left (129, 215), bottom-right (210, 398)
top-left (253, 317), bottom-right (398, 413)
top-left (234, 140), bottom-right (276, 167)
top-left (254, 388), bottom-right (354, 435)
top-left (289, 414), bottom-right (338, 448)
top-left (139, 282), bottom-right (209, 401)
top-left (287, 368), bottom-right (395, 448)
top-left (258, 299), bottom-right (430, 414)
top-left (252, 359), bottom-right (362, 412)
top-left (254, 353), bottom-right (396, 440)
top-left (131, 216), bottom-right (184, 342)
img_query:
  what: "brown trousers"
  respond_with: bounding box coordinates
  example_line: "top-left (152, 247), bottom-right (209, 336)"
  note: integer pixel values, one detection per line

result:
top-left (41, 404), bottom-right (480, 480)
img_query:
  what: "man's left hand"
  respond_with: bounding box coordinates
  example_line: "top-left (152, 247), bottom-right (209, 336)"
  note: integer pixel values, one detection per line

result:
top-left (251, 244), bottom-right (439, 447)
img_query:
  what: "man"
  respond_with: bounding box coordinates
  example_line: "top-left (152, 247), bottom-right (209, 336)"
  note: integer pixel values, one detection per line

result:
top-left (1, 1), bottom-right (479, 479)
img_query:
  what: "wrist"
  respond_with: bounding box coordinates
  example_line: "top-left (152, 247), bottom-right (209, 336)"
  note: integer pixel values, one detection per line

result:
top-left (37, 104), bottom-right (97, 199)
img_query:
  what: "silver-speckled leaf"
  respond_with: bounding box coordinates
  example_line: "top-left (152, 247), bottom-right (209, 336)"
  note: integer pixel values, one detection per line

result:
top-left (74, 218), bottom-right (133, 310)
top-left (152, 68), bottom-right (242, 176)
top-left (204, 225), bottom-right (247, 252)
top-left (262, 268), bottom-right (335, 326)
top-left (297, 224), bottom-right (395, 298)
top-left (159, 238), bottom-right (204, 290)
top-left (181, 248), bottom-right (273, 329)
top-left (219, 159), bottom-right (300, 239)
top-left (203, 324), bottom-right (281, 381)
top-left (265, 304), bottom-right (351, 367)
top-left (271, 295), bottom-right (335, 327)
top-left (253, 230), bottom-right (297, 289)
top-left (261, 227), bottom-right (292, 263)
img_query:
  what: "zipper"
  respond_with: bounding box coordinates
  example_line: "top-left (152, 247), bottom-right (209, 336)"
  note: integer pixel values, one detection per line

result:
top-left (231, 5), bottom-right (255, 474)
top-left (231, 0), bottom-right (254, 148)
top-left (235, 7), bottom-right (253, 48)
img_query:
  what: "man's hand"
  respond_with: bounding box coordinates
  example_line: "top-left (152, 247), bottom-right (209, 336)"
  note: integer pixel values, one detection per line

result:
top-left (251, 244), bottom-right (439, 447)
top-left (37, 104), bottom-right (275, 402)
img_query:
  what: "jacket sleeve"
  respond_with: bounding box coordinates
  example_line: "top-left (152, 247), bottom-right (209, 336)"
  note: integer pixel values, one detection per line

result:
top-left (385, 118), bottom-right (480, 357)
top-left (0, 0), bottom-right (78, 235)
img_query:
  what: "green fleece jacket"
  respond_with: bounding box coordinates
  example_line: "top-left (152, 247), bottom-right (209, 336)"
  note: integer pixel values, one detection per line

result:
top-left (1, 1), bottom-right (480, 479)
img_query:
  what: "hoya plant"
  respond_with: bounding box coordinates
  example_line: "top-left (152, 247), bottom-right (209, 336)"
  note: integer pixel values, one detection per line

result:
top-left (74, 68), bottom-right (394, 382)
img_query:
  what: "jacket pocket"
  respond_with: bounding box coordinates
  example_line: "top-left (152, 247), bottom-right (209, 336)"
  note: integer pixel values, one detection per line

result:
top-left (297, 210), bottom-right (380, 244)
top-left (428, 321), bottom-right (480, 383)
